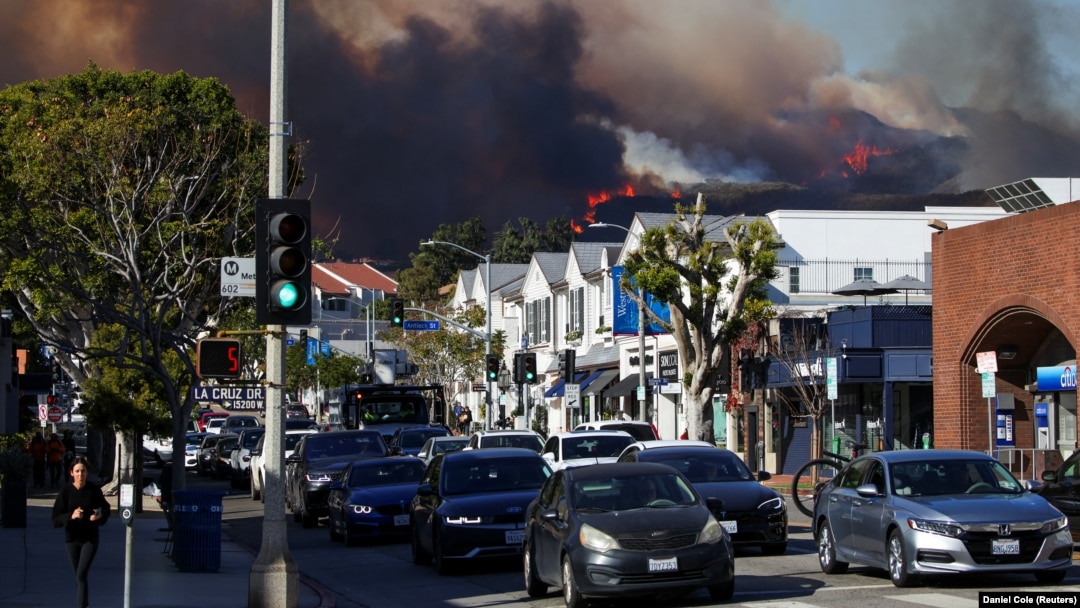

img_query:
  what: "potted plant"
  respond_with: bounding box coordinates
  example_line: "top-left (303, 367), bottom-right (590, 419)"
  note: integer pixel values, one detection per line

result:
top-left (564, 330), bottom-right (583, 345)
top-left (0, 436), bottom-right (31, 528)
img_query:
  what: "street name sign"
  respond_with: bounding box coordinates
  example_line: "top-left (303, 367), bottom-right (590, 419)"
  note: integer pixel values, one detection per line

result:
top-left (191, 383), bottom-right (265, 411)
top-left (220, 257), bottom-right (256, 297)
top-left (403, 320), bottom-right (440, 331)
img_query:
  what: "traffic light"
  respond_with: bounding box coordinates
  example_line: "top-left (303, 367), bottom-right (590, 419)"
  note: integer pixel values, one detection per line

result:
top-left (196, 338), bottom-right (242, 379)
top-left (522, 352), bottom-right (538, 384)
top-left (391, 298), bottom-right (405, 328)
top-left (559, 348), bottom-right (576, 380)
top-left (513, 353), bottom-right (525, 384)
top-left (485, 354), bottom-right (501, 381)
top-left (51, 361), bottom-right (62, 382)
top-left (299, 329), bottom-right (308, 346)
top-left (255, 198), bottom-right (312, 325)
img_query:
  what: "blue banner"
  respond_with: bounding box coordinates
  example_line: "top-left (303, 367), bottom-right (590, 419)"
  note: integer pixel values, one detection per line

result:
top-left (1036, 365), bottom-right (1077, 391)
top-left (611, 266), bottom-right (669, 336)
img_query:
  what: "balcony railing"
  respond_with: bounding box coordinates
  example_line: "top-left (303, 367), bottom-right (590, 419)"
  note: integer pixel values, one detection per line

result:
top-left (774, 258), bottom-right (930, 295)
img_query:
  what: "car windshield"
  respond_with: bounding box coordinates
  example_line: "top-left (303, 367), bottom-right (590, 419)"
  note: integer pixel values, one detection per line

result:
top-left (241, 431), bottom-right (265, 448)
top-left (442, 457), bottom-right (550, 495)
top-left (306, 434), bottom-right (387, 459)
top-left (889, 459), bottom-right (1024, 496)
top-left (482, 434), bottom-right (543, 452)
top-left (400, 429), bottom-right (446, 448)
top-left (646, 450), bottom-right (754, 483)
top-left (562, 435), bottom-right (635, 459)
top-left (571, 472), bottom-right (697, 512)
top-left (433, 439), bottom-right (468, 455)
top-left (347, 460), bottom-right (425, 487)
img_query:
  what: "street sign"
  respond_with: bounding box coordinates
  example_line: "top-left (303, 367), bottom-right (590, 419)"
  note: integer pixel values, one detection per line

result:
top-left (976, 351), bottom-right (998, 374)
top-left (220, 256), bottom-right (256, 298)
top-left (38, 404), bottom-right (47, 423)
top-left (826, 357), bottom-right (838, 400)
top-left (981, 372), bottom-right (996, 398)
top-left (564, 383), bottom-right (580, 409)
top-left (647, 377), bottom-right (668, 386)
top-left (191, 384), bottom-right (266, 410)
top-left (403, 320), bottom-right (439, 331)
top-left (47, 405), bottom-right (63, 423)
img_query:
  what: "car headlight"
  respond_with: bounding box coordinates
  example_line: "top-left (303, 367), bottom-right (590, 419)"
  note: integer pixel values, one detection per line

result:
top-left (349, 505), bottom-right (373, 515)
top-left (757, 497), bottom-right (784, 512)
top-left (699, 516), bottom-right (723, 544)
top-left (580, 523), bottom-right (619, 552)
top-left (305, 473), bottom-right (331, 483)
top-left (1041, 516), bottom-right (1068, 534)
top-left (908, 519), bottom-right (962, 538)
top-left (444, 515), bottom-right (483, 525)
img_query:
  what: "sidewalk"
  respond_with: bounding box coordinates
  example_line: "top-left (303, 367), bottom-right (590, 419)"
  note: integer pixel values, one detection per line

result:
top-left (0, 485), bottom-right (329, 608)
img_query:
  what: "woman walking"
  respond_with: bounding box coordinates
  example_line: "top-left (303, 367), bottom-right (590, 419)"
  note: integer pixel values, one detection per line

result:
top-left (51, 456), bottom-right (110, 608)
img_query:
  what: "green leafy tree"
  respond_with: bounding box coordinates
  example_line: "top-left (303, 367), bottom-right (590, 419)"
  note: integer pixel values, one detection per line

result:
top-left (623, 194), bottom-right (779, 443)
top-left (0, 65), bottom-right (280, 490)
top-left (490, 216), bottom-right (574, 263)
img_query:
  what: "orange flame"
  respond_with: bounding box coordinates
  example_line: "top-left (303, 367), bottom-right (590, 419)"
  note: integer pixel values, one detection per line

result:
top-left (842, 140), bottom-right (898, 174)
top-left (576, 184), bottom-right (636, 232)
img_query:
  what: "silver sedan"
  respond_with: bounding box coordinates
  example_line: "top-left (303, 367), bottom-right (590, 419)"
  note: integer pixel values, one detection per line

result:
top-left (812, 449), bottom-right (1072, 587)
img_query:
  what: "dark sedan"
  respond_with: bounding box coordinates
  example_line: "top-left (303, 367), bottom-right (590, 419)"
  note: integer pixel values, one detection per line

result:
top-left (410, 448), bottom-right (551, 575)
top-left (618, 444), bottom-right (787, 554)
top-left (286, 430), bottom-right (389, 528)
top-left (1038, 450), bottom-right (1080, 542)
top-left (523, 462), bottom-right (735, 606)
top-left (327, 457), bottom-right (425, 546)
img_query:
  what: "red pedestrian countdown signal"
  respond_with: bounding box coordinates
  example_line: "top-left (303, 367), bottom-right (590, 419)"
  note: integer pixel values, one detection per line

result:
top-left (196, 338), bottom-right (242, 379)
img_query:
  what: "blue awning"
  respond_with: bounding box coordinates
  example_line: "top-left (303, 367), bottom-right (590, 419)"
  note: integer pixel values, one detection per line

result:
top-left (577, 369), bottom-right (608, 391)
top-left (544, 372), bottom-right (589, 398)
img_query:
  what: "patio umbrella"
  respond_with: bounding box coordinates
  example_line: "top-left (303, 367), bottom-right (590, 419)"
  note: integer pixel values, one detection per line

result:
top-left (831, 278), bottom-right (897, 305)
top-left (880, 275), bottom-right (930, 305)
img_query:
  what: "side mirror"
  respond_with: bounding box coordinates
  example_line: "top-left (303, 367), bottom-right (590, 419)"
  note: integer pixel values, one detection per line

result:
top-left (1042, 470), bottom-right (1058, 483)
top-left (855, 483), bottom-right (881, 498)
top-left (756, 470), bottom-right (772, 481)
top-left (705, 497), bottom-right (726, 513)
top-left (416, 482), bottom-right (435, 497)
top-left (391, 446), bottom-right (403, 456)
top-left (286, 454), bottom-right (300, 463)
top-left (540, 508), bottom-right (559, 523)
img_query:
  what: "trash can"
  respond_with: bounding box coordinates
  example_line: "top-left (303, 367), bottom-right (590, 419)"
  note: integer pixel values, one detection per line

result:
top-left (171, 490), bottom-right (226, 572)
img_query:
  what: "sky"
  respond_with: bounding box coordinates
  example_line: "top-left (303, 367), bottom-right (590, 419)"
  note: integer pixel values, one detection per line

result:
top-left (1, 0), bottom-right (1079, 261)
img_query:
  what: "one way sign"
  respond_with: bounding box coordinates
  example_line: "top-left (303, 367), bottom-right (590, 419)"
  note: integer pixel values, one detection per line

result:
top-left (564, 383), bottom-right (580, 409)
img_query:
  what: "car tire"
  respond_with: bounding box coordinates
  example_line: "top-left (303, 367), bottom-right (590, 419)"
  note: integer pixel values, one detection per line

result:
top-left (817, 520), bottom-right (849, 574)
top-left (707, 561), bottom-right (735, 601)
top-left (887, 529), bottom-right (918, 587)
top-left (251, 478), bottom-right (261, 501)
top-left (433, 529), bottom-right (453, 576)
top-left (1035, 569), bottom-right (1068, 584)
top-left (411, 524), bottom-right (431, 565)
top-left (343, 521), bottom-right (357, 547)
top-left (523, 541), bottom-right (548, 597)
top-left (561, 554), bottom-right (586, 608)
top-left (761, 541), bottom-right (787, 555)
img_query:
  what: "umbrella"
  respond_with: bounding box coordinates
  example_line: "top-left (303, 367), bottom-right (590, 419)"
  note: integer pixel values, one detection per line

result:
top-left (880, 275), bottom-right (930, 305)
top-left (831, 278), bottom-right (897, 305)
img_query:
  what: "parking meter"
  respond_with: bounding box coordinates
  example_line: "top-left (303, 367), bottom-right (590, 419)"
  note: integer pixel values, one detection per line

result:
top-left (119, 483), bottom-right (134, 525)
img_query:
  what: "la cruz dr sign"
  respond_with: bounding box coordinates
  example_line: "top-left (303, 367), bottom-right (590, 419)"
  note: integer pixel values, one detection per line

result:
top-left (1036, 366), bottom-right (1077, 392)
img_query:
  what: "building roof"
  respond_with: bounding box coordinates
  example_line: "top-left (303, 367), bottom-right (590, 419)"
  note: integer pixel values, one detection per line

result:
top-left (312, 262), bottom-right (397, 296)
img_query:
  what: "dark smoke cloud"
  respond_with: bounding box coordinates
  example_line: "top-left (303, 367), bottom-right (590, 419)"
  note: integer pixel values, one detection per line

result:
top-left (1, 1), bottom-right (1078, 260)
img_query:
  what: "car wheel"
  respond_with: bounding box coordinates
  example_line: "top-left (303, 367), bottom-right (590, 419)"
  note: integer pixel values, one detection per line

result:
top-left (707, 560), bottom-right (735, 601)
top-left (1035, 569), bottom-right (1068, 584)
top-left (343, 521), bottom-right (357, 547)
top-left (561, 554), bottom-right (586, 608)
top-left (523, 541), bottom-right (548, 597)
top-left (291, 501), bottom-right (302, 523)
top-left (887, 529), bottom-right (918, 587)
top-left (433, 529), bottom-right (453, 576)
top-left (411, 524), bottom-right (431, 565)
top-left (817, 520), bottom-right (849, 574)
top-left (761, 541), bottom-right (787, 555)
top-left (250, 478), bottom-right (260, 501)
top-left (328, 515), bottom-right (343, 542)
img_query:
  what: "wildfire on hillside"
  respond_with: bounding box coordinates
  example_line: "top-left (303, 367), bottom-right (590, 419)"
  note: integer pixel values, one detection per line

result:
top-left (817, 139), bottom-right (901, 179)
top-left (572, 184), bottom-right (636, 233)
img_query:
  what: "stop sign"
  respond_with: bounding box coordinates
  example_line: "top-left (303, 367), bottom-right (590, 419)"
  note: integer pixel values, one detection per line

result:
top-left (47, 406), bottom-right (63, 423)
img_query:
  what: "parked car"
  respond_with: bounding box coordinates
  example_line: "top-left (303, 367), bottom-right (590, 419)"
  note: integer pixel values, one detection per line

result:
top-left (210, 434), bottom-right (240, 479)
top-left (1037, 450), bottom-right (1080, 542)
top-left (464, 429), bottom-right (545, 453)
top-left (617, 441), bottom-right (787, 553)
top-left (229, 428), bottom-right (266, 489)
top-left (523, 462), bottom-right (735, 606)
top-left (251, 428), bottom-right (319, 501)
top-left (416, 436), bottom-right (469, 465)
top-left (540, 430), bottom-right (635, 472)
top-left (411, 448), bottom-right (551, 575)
top-left (327, 457), bottom-right (426, 546)
top-left (205, 417), bottom-right (228, 435)
top-left (389, 426), bottom-right (451, 457)
top-left (184, 432), bottom-right (212, 470)
top-left (142, 433), bottom-right (173, 466)
top-left (813, 449), bottom-right (1072, 587)
top-left (286, 404), bottom-right (310, 419)
top-left (221, 414), bottom-right (262, 435)
top-left (573, 420), bottom-right (658, 442)
top-left (286, 429), bottom-right (389, 528)
top-left (198, 411), bottom-right (229, 432)
top-left (197, 433), bottom-right (233, 476)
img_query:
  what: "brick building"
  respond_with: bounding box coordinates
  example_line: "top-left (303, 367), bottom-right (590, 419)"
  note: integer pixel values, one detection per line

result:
top-left (932, 190), bottom-right (1079, 473)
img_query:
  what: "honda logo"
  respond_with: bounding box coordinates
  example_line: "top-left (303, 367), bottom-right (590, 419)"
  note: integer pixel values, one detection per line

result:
top-left (999, 524), bottom-right (1012, 536)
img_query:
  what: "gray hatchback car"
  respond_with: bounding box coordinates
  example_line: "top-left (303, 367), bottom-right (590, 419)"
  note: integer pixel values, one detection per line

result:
top-left (812, 449), bottom-right (1072, 587)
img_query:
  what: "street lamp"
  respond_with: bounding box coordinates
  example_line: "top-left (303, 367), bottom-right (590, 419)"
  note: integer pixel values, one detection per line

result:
top-left (497, 362), bottom-right (511, 428)
top-left (421, 239), bottom-right (493, 429)
top-left (589, 222), bottom-right (649, 423)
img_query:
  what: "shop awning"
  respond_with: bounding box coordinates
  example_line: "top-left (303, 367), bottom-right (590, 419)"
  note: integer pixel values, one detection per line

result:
top-left (581, 369), bottom-right (621, 395)
top-left (577, 369), bottom-right (607, 391)
top-left (544, 372), bottom-right (589, 398)
top-left (604, 373), bottom-right (654, 398)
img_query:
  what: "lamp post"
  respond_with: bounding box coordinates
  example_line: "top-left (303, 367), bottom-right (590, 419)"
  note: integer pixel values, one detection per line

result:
top-left (421, 240), bottom-right (493, 429)
top-left (589, 222), bottom-right (649, 423)
top-left (497, 362), bottom-right (511, 428)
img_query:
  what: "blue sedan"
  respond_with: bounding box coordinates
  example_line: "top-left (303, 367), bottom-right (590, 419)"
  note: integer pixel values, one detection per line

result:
top-left (327, 457), bottom-right (425, 546)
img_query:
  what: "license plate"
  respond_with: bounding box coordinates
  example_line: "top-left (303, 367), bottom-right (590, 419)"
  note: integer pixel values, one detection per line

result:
top-left (720, 520), bottom-right (738, 534)
top-left (992, 539), bottom-right (1020, 555)
top-left (505, 530), bottom-right (524, 544)
top-left (394, 514), bottom-right (409, 526)
top-left (648, 557), bottom-right (678, 572)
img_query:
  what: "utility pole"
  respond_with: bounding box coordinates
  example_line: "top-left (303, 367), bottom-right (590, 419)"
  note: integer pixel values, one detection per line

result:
top-left (250, 1), bottom-right (299, 605)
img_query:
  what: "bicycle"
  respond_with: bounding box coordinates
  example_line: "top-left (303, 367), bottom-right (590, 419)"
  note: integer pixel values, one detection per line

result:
top-left (790, 441), bottom-right (867, 517)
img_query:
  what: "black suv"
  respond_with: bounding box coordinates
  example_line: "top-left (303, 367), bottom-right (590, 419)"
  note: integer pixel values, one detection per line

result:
top-left (285, 430), bottom-right (388, 528)
top-left (390, 426), bottom-right (451, 457)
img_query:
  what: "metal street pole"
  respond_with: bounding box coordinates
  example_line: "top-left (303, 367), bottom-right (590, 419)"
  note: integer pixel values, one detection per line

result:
top-left (421, 240), bottom-right (492, 429)
top-left (251, 1), bottom-right (299, 605)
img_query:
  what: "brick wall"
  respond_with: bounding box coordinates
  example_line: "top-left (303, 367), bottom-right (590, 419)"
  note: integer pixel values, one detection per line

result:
top-left (932, 203), bottom-right (1080, 451)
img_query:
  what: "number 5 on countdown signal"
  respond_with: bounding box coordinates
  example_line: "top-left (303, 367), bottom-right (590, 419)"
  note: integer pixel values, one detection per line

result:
top-left (196, 338), bottom-right (243, 379)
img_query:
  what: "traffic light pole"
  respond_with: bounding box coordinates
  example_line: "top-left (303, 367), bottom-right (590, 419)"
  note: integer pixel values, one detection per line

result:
top-left (250, 2), bottom-right (298, 606)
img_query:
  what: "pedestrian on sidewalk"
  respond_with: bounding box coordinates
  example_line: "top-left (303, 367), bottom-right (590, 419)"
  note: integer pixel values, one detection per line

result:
top-left (46, 432), bottom-right (66, 488)
top-left (28, 434), bottom-right (47, 488)
top-left (52, 456), bottom-right (110, 608)
top-left (62, 429), bottom-right (77, 483)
